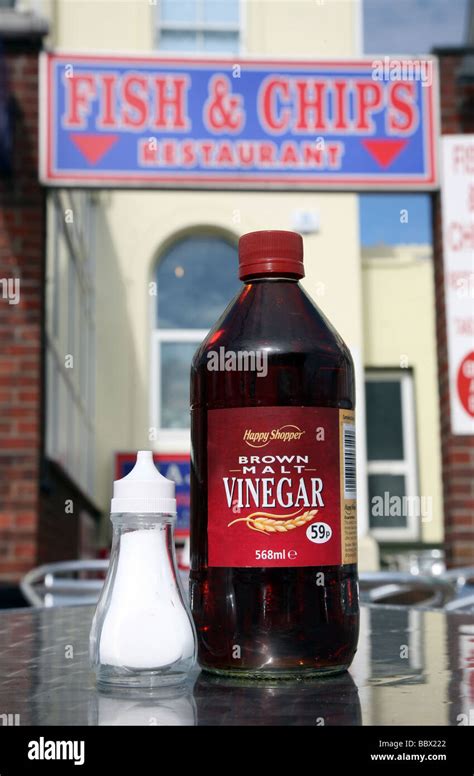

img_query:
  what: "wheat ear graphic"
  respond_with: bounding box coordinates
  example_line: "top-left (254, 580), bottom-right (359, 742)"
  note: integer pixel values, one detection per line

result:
top-left (228, 508), bottom-right (318, 535)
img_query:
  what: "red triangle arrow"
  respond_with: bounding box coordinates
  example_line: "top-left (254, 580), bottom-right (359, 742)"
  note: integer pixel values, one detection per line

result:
top-left (69, 133), bottom-right (118, 165)
top-left (362, 139), bottom-right (408, 168)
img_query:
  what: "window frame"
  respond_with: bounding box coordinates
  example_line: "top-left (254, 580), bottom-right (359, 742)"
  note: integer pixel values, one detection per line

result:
top-left (150, 328), bottom-right (208, 449)
top-left (155, 0), bottom-right (243, 55)
top-left (366, 369), bottom-right (420, 542)
top-left (150, 229), bottom-right (239, 450)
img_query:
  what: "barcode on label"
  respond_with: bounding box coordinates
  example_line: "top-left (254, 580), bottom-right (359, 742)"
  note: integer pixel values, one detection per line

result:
top-left (343, 423), bottom-right (356, 499)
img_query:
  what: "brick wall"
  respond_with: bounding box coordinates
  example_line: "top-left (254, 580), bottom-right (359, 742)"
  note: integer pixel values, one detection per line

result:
top-left (432, 49), bottom-right (474, 567)
top-left (0, 18), bottom-right (100, 584)
top-left (0, 28), bottom-right (46, 581)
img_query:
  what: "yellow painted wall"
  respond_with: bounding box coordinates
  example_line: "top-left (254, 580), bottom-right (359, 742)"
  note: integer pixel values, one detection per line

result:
top-left (41, 0), bottom-right (154, 51)
top-left (244, 0), bottom-right (361, 57)
top-left (33, 0), bottom-right (362, 56)
top-left (362, 246), bottom-right (444, 543)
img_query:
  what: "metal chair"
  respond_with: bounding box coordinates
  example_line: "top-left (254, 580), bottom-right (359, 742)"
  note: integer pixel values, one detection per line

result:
top-left (442, 567), bottom-right (474, 613)
top-left (20, 560), bottom-right (109, 607)
top-left (359, 572), bottom-right (457, 609)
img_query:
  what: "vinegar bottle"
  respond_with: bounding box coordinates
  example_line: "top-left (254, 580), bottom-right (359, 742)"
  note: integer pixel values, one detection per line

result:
top-left (190, 230), bottom-right (359, 678)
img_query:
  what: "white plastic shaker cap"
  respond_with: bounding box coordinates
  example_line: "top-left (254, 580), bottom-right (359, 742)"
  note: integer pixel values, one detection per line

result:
top-left (110, 450), bottom-right (176, 515)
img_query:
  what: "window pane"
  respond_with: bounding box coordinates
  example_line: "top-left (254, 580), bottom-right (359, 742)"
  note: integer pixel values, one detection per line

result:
top-left (160, 0), bottom-right (197, 23)
top-left (71, 265), bottom-right (81, 393)
top-left (87, 428), bottom-right (95, 495)
top-left (79, 418), bottom-right (87, 496)
top-left (67, 389), bottom-right (75, 480)
top-left (366, 380), bottom-right (404, 460)
top-left (157, 235), bottom-right (239, 328)
top-left (58, 232), bottom-right (69, 356)
top-left (51, 224), bottom-right (60, 338)
top-left (79, 299), bottom-right (88, 398)
top-left (203, 31), bottom-right (239, 53)
top-left (72, 403), bottom-right (81, 489)
top-left (203, 0), bottom-right (240, 24)
top-left (58, 373), bottom-right (69, 471)
top-left (159, 30), bottom-right (199, 51)
top-left (46, 350), bottom-right (58, 459)
top-left (161, 342), bottom-right (197, 428)
top-left (369, 473), bottom-right (407, 529)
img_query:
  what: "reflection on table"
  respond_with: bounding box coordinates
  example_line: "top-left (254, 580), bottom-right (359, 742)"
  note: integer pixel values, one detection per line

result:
top-left (0, 604), bottom-right (472, 726)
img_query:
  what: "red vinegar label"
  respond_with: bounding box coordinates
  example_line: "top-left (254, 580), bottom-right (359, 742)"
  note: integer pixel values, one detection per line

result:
top-left (207, 406), bottom-right (357, 568)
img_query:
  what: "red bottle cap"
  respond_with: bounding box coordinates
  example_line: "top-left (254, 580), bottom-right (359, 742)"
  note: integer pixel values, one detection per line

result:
top-left (238, 230), bottom-right (304, 280)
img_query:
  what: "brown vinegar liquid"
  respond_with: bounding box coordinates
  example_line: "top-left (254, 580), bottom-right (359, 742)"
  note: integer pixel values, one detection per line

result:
top-left (190, 276), bottom-right (359, 677)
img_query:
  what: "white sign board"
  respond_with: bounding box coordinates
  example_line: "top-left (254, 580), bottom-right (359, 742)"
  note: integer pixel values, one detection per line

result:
top-left (440, 135), bottom-right (474, 435)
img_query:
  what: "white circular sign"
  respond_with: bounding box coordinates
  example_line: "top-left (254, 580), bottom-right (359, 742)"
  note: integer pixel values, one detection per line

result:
top-left (306, 522), bottom-right (332, 544)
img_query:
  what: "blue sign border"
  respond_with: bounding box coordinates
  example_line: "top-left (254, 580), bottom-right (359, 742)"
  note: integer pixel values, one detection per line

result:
top-left (40, 53), bottom-right (439, 190)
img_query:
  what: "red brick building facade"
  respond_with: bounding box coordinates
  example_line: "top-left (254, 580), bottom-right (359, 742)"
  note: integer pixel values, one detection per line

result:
top-left (433, 47), bottom-right (474, 567)
top-left (0, 13), bottom-right (98, 587)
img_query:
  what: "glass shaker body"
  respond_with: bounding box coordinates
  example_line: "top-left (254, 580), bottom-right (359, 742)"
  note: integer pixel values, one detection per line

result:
top-left (90, 513), bottom-right (196, 691)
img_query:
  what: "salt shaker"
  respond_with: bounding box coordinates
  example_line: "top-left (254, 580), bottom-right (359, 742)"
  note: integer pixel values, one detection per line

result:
top-left (90, 451), bottom-right (196, 690)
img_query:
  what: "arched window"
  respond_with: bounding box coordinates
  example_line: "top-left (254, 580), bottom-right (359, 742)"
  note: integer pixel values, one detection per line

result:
top-left (151, 231), bottom-right (239, 443)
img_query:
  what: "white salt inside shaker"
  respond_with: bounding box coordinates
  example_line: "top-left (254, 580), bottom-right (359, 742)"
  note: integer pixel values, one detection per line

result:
top-left (90, 451), bottom-right (196, 689)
